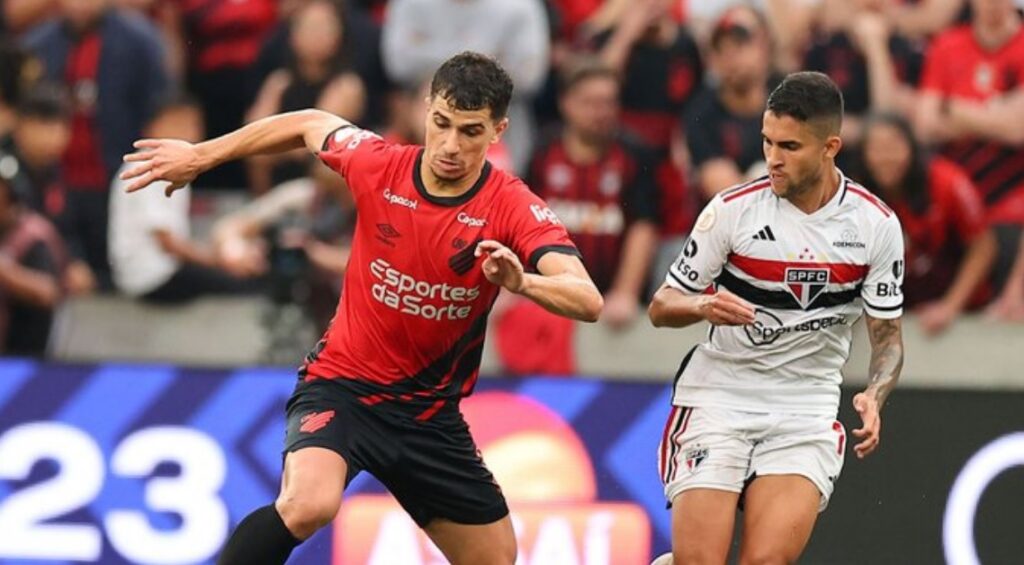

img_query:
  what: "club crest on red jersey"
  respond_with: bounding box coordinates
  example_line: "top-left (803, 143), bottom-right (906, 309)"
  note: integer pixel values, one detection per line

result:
top-left (299, 410), bottom-right (335, 434)
top-left (785, 267), bottom-right (830, 309)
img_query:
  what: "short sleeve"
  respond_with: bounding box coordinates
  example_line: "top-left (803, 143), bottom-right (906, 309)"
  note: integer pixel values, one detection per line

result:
top-left (861, 214), bottom-right (905, 318)
top-left (665, 197), bottom-right (732, 294)
top-left (317, 126), bottom-right (392, 197)
top-left (501, 187), bottom-right (581, 272)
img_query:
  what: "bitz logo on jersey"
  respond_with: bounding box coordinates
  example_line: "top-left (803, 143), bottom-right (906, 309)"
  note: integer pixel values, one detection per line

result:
top-left (369, 258), bottom-right (480, 320)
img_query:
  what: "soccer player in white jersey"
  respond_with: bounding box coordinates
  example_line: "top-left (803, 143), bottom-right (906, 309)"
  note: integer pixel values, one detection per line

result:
top-left (648, 72), bottom-right (905, 564)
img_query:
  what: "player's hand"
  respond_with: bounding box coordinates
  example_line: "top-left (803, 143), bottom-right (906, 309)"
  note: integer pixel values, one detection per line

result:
top-left (601, 288), bottom-right (639, 330)
top-left (698, 289), bottom-right (756, 326)
top-left (852, 392), bottom-right (881, 459)
top-left (121, 139), bottom-right (204, 195)
top-left (476, 240), bottom-right (525, 293)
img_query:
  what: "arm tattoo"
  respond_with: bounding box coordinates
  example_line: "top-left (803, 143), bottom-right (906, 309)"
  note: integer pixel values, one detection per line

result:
top-left (865, 316), bottom-right (904, 409)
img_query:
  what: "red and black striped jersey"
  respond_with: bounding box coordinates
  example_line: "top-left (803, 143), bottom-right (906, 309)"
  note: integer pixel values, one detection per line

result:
top-left (920, 25), bottom-right (1024, 209)
top-left (526, 133), bottom-right (659, 293)
top-left (890, 159), bottom-right (989, 308)
top-left (301, 128), bottom-right (579, 419)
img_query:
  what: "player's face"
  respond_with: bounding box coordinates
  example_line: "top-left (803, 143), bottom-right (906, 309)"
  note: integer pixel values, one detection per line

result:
top-left (863, 121), bottom-right (911, 192)
top-left (560, 75), bottom-right (619, 143)
top-left (423, 95), bottom-right (507, 184)
top-left (762, 111), bottom-right (840, 198)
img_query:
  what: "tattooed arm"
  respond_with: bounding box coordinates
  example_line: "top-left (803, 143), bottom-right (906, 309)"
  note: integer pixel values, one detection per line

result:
top-left (851, 315), bottom-right (904, 459)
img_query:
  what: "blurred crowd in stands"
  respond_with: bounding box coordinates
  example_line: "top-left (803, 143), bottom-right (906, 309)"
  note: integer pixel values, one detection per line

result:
top-left (1, 0), bottom-right (1024, 369)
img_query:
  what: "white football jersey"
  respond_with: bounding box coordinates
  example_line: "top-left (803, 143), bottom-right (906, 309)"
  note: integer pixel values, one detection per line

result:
top-left (665, 172), bottom-right (904, 416)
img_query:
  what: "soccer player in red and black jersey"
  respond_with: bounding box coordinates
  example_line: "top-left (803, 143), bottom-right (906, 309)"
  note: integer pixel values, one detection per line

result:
top-left (121, 52), bottom-right (603, 565)
top-left (858, 112), bottom-right (997, 335)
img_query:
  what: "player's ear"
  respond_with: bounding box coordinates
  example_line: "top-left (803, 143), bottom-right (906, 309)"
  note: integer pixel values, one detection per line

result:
top-left (824, 134), bottom-right (842, 160)
top-left (492, 117), bottom-right (509, 143)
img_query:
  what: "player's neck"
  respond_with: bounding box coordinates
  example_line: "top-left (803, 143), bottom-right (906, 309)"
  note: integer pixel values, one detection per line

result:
top-left (787, 167), bottom-right (840, 215)
top-left (419, 158), bottom-right (482, 196)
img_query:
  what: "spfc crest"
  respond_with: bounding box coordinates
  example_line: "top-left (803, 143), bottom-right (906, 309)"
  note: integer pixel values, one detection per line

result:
top-left (685, 446), bottom-right (708, 471)
top-left (785, 267), bottom-right (830, 309)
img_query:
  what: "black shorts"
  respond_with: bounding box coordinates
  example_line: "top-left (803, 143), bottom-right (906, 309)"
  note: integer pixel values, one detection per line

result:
top-left (283, 378), bottom-right (509, 528)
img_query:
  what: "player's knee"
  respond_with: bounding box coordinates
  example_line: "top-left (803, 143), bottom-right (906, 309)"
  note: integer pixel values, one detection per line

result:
top-left (673, 546), bottom-right (726, 565)
top-left (452, 536), bottom-right (516, 565)
top-left (274, 491), bottom-right (340, 540)
top-left (738, 548), bottom-right (795, 565)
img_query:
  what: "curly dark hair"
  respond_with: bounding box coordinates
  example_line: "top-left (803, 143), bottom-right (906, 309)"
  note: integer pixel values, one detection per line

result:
top-left (766, 71), bottom-right (844, 137)
top-left (430, 51), bottom-right (514, 120)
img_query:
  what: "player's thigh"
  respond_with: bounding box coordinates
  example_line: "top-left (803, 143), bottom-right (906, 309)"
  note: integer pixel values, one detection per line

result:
top-left (423, 515), bottom-right (517, 565)
top-left (660, 406), bottom-right (753, 565)
top-left (278, 448), bottom-right (346, 509)
top-left (279, 379), bottom-right (364, 535)
top-left (377, 410), bottom-right (511, 558)
top-left (671, 488), bottom-right (740, 565)
top-left (737, 474), bottom-right (821, 565)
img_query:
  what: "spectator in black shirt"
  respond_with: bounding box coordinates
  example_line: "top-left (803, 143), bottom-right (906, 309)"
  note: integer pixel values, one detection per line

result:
top-left (803, 0), bottom-right (922, 146)
top-left (0, 171), bottom-right (67, 356)
top-left (685, 5), bottom-right (778, 199)
top-left (0, 83), bottom-right (95, 295)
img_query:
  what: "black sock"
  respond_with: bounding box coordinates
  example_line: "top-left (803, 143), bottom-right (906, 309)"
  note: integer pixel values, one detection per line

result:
top-left (217, 504), bottom-right (301, 565)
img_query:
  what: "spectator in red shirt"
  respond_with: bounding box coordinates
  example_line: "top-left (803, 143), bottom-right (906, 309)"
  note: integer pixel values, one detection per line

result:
top-left (914, 0), bottom-right (1024, 291)
top-left (172, 0), bottom-right (277, 189)
top-left (527, 57), bottom-right (659, 327)
top-left (858, 112), bottom-right (996, 335)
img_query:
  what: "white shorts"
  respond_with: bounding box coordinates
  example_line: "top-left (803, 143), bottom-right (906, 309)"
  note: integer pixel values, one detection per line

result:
top-left (657, 405), bottom-right (846, 512)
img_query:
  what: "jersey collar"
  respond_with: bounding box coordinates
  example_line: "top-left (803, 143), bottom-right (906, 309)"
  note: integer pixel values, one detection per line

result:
top-left (413, 149), bottom-right (493, 207)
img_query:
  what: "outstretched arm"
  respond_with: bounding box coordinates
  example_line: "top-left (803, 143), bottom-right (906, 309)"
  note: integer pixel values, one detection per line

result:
top-left (121, 109), bottom-right (350, 194)
top-left (852, 315), bottom-right (904, 459)
top-left (475, 240), bottom-right (603, 322)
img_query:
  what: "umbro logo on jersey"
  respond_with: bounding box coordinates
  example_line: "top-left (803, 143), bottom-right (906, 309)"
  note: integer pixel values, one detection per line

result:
top-left (752, 225), bottom-right (776, 241)
top-left (376, 224), bottom-right (401, 247)
top-left (377, 224), bottom-right (400, 238)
